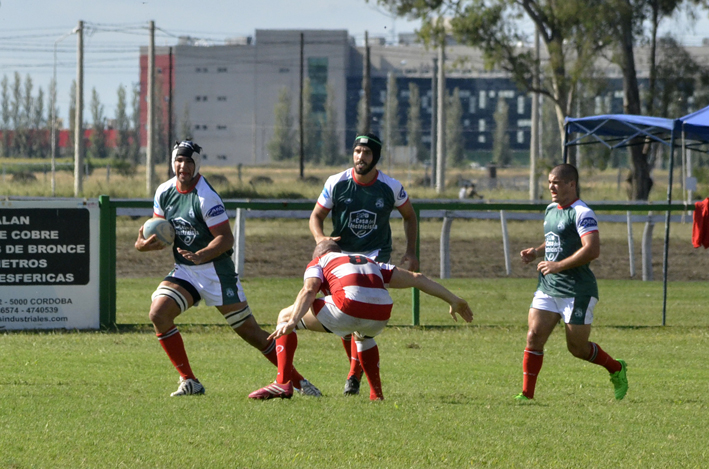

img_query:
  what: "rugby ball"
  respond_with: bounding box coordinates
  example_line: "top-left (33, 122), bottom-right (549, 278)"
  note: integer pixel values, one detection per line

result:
top-left (143, 218), bottom-right (175, 246)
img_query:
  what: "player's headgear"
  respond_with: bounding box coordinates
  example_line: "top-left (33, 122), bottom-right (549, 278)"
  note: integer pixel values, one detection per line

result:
top-left (353, 133), bottom-right (383, 166)
top-left (171, 140), bottom-right (202, 179)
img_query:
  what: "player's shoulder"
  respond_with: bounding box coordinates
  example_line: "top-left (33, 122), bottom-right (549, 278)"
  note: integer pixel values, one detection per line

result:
top-left (324, 169), bottom-right (351, 186)
top-left (155, 178), bottom-right (177, 198)
top-left (375, 170), bottom-right (404, 189)
top-left (570, 199), bottom-right (596, 217)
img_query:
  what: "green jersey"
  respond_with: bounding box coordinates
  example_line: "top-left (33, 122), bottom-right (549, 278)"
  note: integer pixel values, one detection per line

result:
top-left (153, 175), bottom-right (233, 267)
top-left (538, 199), bottom-right (599, 298)
top-left (316, 169), bottom-right (409, 262)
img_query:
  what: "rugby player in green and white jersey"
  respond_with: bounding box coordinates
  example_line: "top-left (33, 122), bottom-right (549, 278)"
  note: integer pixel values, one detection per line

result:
top-left (136, 140), bottom-right (321, 398)
top-left (515, 164), bottom-right (628, 401)
top-left (309, 133), bottom-right (419, 396)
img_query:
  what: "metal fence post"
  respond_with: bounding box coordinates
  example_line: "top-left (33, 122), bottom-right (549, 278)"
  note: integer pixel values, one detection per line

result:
top-left (232, 208), bottom-right (246, 275)
top-left (440, 214), bottom-right (453, 279)
top-left (500, 210), bottom-right (511, 276)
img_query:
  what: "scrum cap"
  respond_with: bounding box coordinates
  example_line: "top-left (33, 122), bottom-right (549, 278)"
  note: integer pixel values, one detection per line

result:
top-left (171, 140), bottom-right (202, 178)
top-left (353, 133), bottom-right (383, 166)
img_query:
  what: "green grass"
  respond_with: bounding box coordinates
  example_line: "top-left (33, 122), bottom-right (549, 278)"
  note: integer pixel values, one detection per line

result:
top-left (3, 277), bottom-right (706, 467)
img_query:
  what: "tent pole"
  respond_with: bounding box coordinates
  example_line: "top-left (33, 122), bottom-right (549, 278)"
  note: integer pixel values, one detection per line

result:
top-left (662, 128), bottom-right (676, 326)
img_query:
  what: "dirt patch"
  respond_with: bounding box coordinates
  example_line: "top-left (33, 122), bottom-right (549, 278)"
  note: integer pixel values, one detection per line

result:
top-left (118, 227), bottom-right (709, 282)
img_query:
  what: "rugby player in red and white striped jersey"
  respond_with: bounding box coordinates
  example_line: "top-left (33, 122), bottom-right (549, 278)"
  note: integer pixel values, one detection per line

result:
top-left (248, 239), bottom-right (473, 401)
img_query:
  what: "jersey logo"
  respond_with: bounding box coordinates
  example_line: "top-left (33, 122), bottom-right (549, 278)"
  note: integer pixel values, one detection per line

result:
top-left (207, 204), bottom-right (226, 217)
top-left (579, 217), bottom-right (598, 229)
top-left (172, 217), bottom-right (198, 246)
top-left (557, 221), bottom-right (566, 231)
top-left (399, 187), bottom-right (407, 199)
top-left (348, 209), bottom-right (378, 238)
top-left (375, 198), bottom-right (384, 209)
top-left (544, 231), bottom-right (562, 262)
top-left (344, 198), bottom-right (352, 205)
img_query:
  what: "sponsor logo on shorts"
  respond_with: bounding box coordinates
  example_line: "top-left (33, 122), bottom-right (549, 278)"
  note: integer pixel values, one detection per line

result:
top-left (276, 345), bottom-right (285, 354)
top-left (207, 205), bottom-right (226, 217)
top-left (225, 288), bottom-right (234, 297)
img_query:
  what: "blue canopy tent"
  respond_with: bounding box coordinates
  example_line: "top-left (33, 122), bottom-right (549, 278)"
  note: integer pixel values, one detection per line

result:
top-left (564, 109), bottom-right (709, 324)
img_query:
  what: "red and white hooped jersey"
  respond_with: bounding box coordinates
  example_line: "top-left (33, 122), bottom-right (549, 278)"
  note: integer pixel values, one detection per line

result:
top-left (304, 252), bottom-right (395, 321)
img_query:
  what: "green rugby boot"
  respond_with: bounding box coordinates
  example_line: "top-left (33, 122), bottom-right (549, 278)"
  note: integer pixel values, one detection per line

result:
top-left (609, 359), bottom-right (628, 400)
top-left (514, 392), bottom-right (531, 401)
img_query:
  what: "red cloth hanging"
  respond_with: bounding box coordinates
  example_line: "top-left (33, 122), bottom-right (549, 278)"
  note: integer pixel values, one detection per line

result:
top-left (692, 198), bottom-right (709, 249)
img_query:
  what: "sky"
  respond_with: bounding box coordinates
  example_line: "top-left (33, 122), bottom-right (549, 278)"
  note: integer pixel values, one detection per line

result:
top-left (0, 0), bottom-right (708, 126)
top-left (0, 0), bottom-right (422, 124)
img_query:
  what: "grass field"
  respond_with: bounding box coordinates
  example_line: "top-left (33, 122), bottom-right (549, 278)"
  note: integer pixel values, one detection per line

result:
top-left (2, 277), bottom-right (708, 468)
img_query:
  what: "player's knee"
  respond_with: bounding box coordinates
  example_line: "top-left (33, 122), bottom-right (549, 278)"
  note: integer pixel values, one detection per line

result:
top-left (567, 342), bottom-right (588, 359)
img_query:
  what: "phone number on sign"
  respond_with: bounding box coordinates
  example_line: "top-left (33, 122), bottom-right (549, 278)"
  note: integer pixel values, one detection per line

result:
top-left (0, 306), bottom-right (60, 314)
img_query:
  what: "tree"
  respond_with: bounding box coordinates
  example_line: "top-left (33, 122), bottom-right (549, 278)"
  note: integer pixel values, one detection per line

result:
top-left (179, 103), bottom-right (192, 143)
top-left (377, 0), bottom-right (611, 168)
top-left (446, 87), bottom-right (465, 167)
top-left (18, 74), bottom-right (34, 157)
top-left (32, 86), bottom-right (46, 158)
top-left (301, 78), bottom-right (320, 163)
top-left (89, 88), bottom-right (108, 160)
top-left (1, 75), bottom-right (10, 157)
top-left (130, 83), bottom-right (142, 166)
top-left (68, 80), bottom-right (76, 160)
top-left (11, 73), bottom-right (23, 156)
top-left (382, 72), bottom-right (402, 148)
top-left (154, 78), bottom-right (168, 164)
top-left (406, 82), bottom-right (428, 163)
top-left (48, 77), bottom-right (59, 161)
top-left (268, 87), bottom-right (295, 161)
top-left (492, 97), bottom-right (511, 166)
top-left (114, 86), bottom-right (132, 166)
top-left (320, 83), bottom-right (343, 165)
top-left (356, 92), bottom-right (369, 135)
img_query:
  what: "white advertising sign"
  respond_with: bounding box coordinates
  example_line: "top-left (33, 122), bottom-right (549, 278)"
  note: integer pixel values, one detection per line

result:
top-left (0, 199), bottom-right (100, 330)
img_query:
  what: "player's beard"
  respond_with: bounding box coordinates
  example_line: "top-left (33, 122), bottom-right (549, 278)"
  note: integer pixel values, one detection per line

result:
top-left (354, 160), bottom-right (376, 176)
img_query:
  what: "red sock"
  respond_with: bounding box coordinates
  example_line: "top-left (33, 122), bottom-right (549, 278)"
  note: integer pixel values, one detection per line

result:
top-left (157, 327), bottom-right (196, 380)
top-left (262, 338), bottom-right (304, 384)
top-left (522, 348), bottom-right (544, 399)
top-left (358, 345), bottom-right (383, 400)
top-left (587, 342), bottom-right (622, 373)
top-left (348, 337), bottom-right (363, 380)
top-left (276, 333), bottom-right (298, 384)
top-left (342, 334), bottom-right (354, 361)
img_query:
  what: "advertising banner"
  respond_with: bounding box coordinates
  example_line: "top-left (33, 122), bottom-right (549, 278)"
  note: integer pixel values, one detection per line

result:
top-left (0, 199), bottom-right (100, 330)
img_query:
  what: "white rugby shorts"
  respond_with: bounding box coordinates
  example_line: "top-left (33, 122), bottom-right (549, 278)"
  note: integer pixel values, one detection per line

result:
top-left (169, 263), bottom-right (246, 307)
top-left (312, 297), bottom-right (388, 338)
top-left (530, 290), bottom-right (597, 325)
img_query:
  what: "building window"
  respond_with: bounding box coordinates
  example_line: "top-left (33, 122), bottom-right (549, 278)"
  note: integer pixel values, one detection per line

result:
top-left (517, 130), bottom-right (525, 143)
top-left (217, 96), bottom-right (227, 102)
top-left (279, 68), bottom-right (290, 73)
top-left (195, 67), bottom-right (208, 73)
top-left (479, 91), bottom-right (487, 109)
top-left (217, 67), bottom-right (227, 73)
top-left (217, 155), bottom-right (227, 160)
top-left (517, 95), bottom-right (525, 115)
top-left (217, 125), bottom-right (227, 130)
top-left (308, 57), bottom-right (329, 113)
